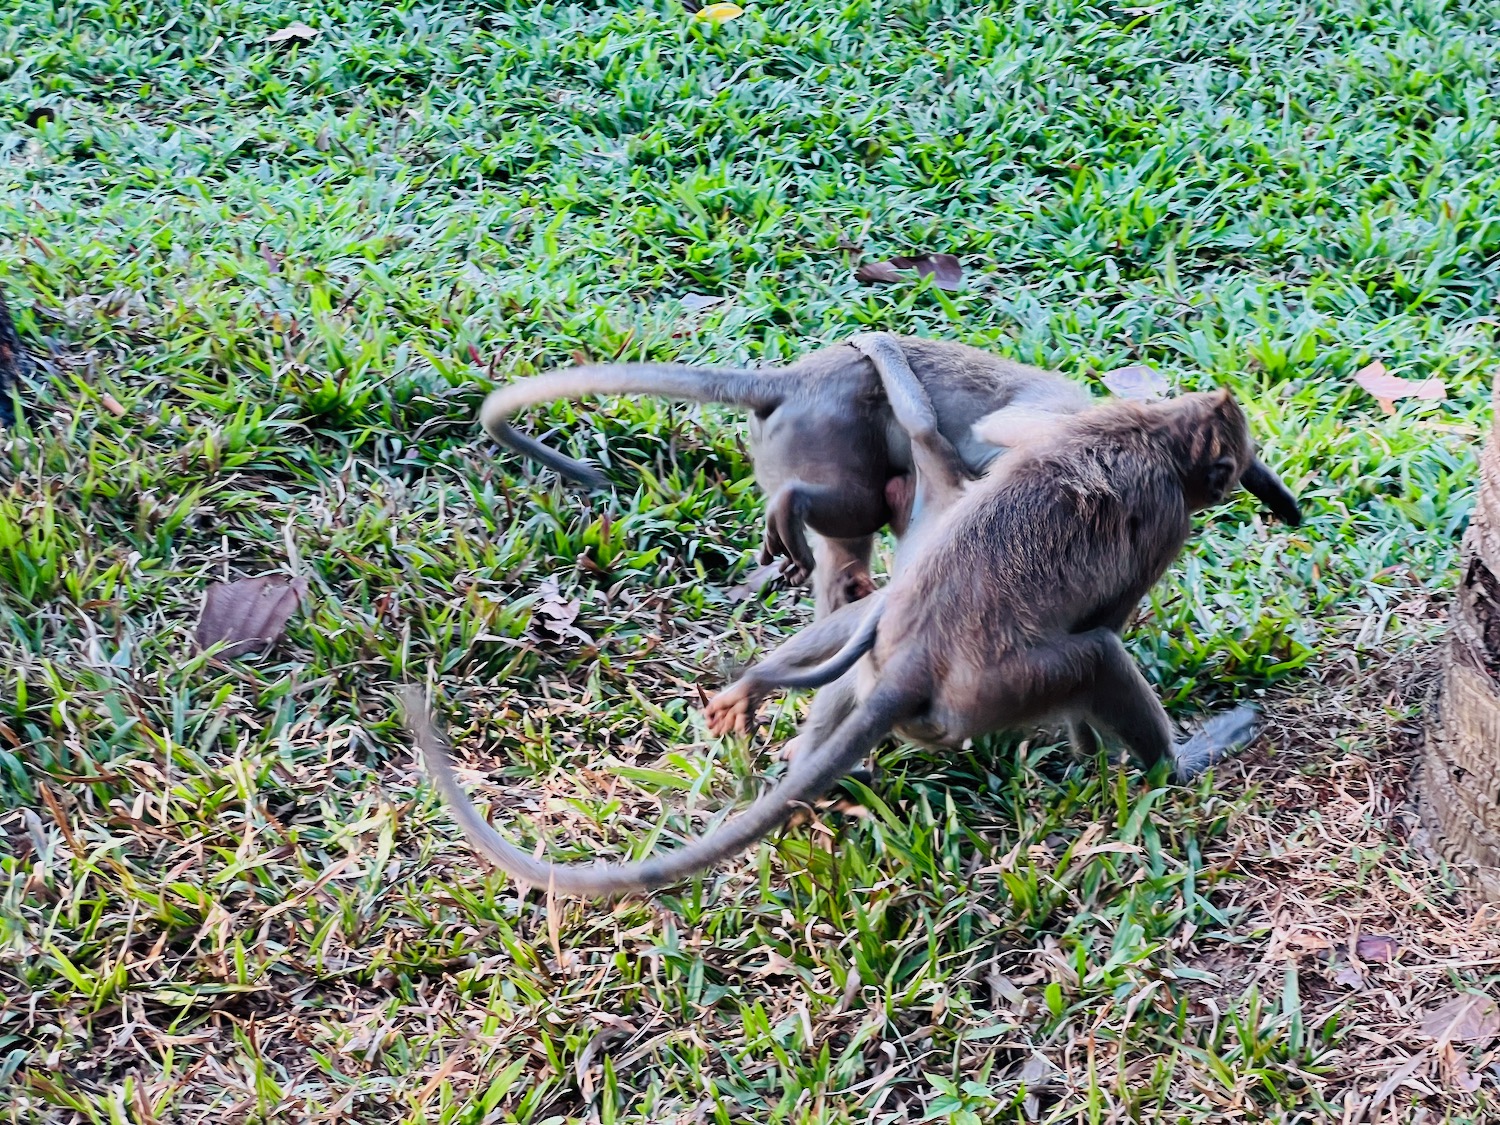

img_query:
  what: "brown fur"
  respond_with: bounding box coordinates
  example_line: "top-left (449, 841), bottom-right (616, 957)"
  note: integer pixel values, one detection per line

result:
top-left (411, 381), bottom-right (1301, 897)
top-left (479, 335), bottom-right (1093, 616)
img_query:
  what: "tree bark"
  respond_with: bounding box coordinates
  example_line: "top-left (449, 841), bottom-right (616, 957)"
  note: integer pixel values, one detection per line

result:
top-left (1422, 380), bottom-right (1500, 898)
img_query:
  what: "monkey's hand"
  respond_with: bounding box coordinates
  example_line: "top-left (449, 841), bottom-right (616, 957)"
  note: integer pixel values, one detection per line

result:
top-left (704, 681), bottom-right (762, 736)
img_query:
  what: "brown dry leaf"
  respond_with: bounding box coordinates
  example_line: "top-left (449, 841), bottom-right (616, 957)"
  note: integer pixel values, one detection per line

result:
top-left (1333, 965), bottom-right (1365, 990)
top-left (854, 260), bottom-right (902, 284)
top-left (1101, 364), bottom-right (1170, 401)
top-left (1353, 359), bottom-right (1447, 415)
top-left (1371, 1050), bottom-right (1431, 1103)
top-left (1356, 934), bottom-right (1400, 963)
top-left (1440, 1042), bottom-right (1484, 1094)
top-left (266, 21), bottom-right (320, 44)
top-left (1017, 1053), bottom-right (1056, 1087)
top-left (1285, 929), bottom-right (1333, 953)
top-left (530, 577), bottom-right (594, 646)
top-left (750, 951), bottom-right (800, 978)
top-left (854, 253), bottom-right (964, 290)
top-left (195, 575), bottom-right (306, 659)
top-left (1419, 993), bottom-right (1500, 1046)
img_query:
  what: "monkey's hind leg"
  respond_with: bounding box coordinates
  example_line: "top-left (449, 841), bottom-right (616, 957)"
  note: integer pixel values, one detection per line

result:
top-left (776, 672), bottom-right (879, 791)
top-left (1067, 720), bottom-right (1101, 759)
top-left (811, 534), bottom-right (877, 617)
top-left (1061, 630), bottom-right (1259, 781)
top-left (762, 481), bottom-right (882, 589)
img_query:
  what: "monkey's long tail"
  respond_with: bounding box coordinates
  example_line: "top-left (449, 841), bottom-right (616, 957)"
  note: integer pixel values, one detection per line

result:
top-left (405, 681), bottom-right (922, 897)
top-left (480, 363), bottom-right (789, 487)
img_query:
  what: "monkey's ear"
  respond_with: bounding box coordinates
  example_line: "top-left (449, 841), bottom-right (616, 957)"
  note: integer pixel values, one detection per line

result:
top-left (1204, 457), bottom-right (1235, 504)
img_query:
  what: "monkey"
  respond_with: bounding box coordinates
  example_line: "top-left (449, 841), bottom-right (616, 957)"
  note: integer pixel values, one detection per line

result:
top-left (705, 332), bottom-right (1293, 773)
top-left (705, 335), bottom-right (1292, 764)
top-left (0, 286), bottom-right (30, 429)
top-left (408, 379), bottom-right (1303, 897)
top-left (479, 335), bottom-right (1094, 616)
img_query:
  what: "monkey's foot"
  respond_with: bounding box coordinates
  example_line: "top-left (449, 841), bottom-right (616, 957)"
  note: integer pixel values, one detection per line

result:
top-left (821, 566), bottom-right (877, 613)
top-left (757, 542), bottom-right (810, 588)
top-left (777, 733), bottom-right (807, 762)
top-left (1172, 704), bottom-right (1260, 781)
top-left (704, 683), bottom-right (758, 737)
top-left (778, 557), bottom-right (813, 587)
top-left (761, 491), bottom-right (817, 587)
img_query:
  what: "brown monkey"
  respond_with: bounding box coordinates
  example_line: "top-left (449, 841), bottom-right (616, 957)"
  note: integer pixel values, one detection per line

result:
top-left (0, 286), bottom-right (30, 429)
top-left (409, 382), bottom-right (1302, 896)
top-left (479, 336), bottom-right (1093, 615)
top-left (706, 335), bottom-right (1292, 762)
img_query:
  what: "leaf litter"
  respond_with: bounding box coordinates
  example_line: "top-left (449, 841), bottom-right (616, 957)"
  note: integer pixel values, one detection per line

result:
top-left (1353, 359), bottom-right (1447, 414)
top-left (194, 574), bottom-right (306, 659)
top-left (530, 576), bottom-right (594, 646)
top-left (1101, 364), bottom-right (1170, 401)
top-left (265, 21), bottom-right (320, 44)
top-left (854, 253), bottom-right (964, 290)
top-left (1419, 993), bottom-right (1500, 1046)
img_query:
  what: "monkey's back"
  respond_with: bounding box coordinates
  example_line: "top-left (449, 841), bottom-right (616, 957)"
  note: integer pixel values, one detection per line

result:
top-left (881, 407), bottom-right (1195, 666)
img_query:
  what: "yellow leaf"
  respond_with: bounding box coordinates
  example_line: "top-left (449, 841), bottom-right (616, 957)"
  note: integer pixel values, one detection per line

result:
top-left (696, 2), bottom-right (744, 24)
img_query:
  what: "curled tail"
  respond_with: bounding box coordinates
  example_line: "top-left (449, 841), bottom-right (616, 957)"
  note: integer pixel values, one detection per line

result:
top-left (480, 362), bottom-right (787, 487)
top-left (405, 681), bottom-right (920, 897)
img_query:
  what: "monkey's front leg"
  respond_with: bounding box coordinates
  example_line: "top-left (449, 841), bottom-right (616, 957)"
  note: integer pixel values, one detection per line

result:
top-left (1057, 629), bottom-right (1259, 780)
top-left (705, 596), bottom-right (881, 736)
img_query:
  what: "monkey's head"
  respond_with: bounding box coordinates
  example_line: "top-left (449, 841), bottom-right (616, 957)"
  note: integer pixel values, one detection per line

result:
top-left (1161, 390), bottom-right (1302, 525)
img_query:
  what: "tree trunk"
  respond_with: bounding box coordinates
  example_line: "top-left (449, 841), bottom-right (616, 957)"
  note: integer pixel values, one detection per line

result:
top-left (1422, 380), bottom-right (1500, 899)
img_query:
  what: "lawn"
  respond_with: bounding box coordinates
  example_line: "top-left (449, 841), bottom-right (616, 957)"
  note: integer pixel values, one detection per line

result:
top-left (2, 0), bottom-right (1498, 1120)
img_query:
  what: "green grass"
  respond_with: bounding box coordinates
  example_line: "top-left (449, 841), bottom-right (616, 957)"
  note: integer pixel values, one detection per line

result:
top-left (1, 0), bottom-right (1497, 1120)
